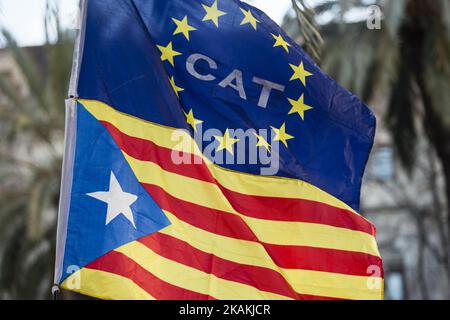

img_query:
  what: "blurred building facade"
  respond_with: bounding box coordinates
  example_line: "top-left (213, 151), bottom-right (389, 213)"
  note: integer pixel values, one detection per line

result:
top-left (362, 98), bottom-right (449, 300)
top-left (282, 6), bottom-right (450, 298)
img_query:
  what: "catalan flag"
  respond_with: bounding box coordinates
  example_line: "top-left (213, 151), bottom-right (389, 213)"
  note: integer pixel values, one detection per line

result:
top-left (55, 0), bottom-right (383, 300)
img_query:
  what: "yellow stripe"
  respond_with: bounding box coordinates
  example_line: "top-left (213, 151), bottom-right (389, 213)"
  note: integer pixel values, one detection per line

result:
top-left (61, 268), bottom-right (155, 300)
top-left (115, 241), bottom-right (291, 300)
top-left (124, 153), bottom-right (380, 257)
top-left (160, 210), bottom-right (383, 300)
top-left (79, 99), bottom-right (361, 214)
top-left (160, 210), bottom-right (291, 272)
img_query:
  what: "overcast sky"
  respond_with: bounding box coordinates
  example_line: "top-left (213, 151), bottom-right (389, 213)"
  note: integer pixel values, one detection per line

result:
top-left (0, 0), bottom-right (294, 47)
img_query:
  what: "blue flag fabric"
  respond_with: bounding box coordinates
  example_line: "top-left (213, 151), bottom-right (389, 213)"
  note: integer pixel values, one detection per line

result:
top-left (60, 103), bottom-right (170, 282)
top-left (76, 0), bottom-right (375, 211)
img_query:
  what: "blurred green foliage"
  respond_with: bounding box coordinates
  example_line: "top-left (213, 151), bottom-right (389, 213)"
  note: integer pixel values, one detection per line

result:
top-left (0, 3), bottom-right (74, 298)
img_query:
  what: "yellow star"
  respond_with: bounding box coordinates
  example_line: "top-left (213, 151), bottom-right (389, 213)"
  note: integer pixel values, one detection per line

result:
top-left (289, 61), bottom-right (313, 86)
top-left (169, 76), bottom-right (184, 98)
top-left (271, 123), bottom-right (294, 148)
top-left (214, 129), bottom-right (239, 155)
top-left (288, 94), bottom-right (313, 121)
top-left (240, 8), bottom-right (259, 30)
top-left (172, 16), bottom-right (196, 41)
top-left (183, 109), bottom-right (203, 133)
top-left (202, 0), bottom-right (227, 27)
top-left (253, 132), bottom-right (271, 152)
top-left (272, 34), bottom-right (290, 53)
top-left (156, 42), bottom-right (182, 67)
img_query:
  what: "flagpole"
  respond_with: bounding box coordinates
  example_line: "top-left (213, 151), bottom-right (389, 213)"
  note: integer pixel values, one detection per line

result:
top-left (68, 0), bottom-right (87, 99)
top-left (51, 285), bottom-right (60, 300)
top-left (52, 0), bottom-right (88, 300)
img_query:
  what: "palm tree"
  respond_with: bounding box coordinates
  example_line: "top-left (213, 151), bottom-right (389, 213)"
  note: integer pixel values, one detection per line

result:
top-left (287, 0), bottom-right (450, 299)
top-left (0, 4), bottom-right (74, 298)
top-left (289, 0), bottom-right (450, 248)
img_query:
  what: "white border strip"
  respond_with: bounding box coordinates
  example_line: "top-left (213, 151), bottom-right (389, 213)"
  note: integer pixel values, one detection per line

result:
top-left (54, 0), bottom-right (88, 284)
top-left (68, 0), bottom-right (88, 98)
top-left (54, 99), bottom-right (77, 284)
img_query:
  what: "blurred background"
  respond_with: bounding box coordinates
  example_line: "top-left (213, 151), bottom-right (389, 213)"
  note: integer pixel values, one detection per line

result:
top-left (0, 0), bottom-right (449, 300)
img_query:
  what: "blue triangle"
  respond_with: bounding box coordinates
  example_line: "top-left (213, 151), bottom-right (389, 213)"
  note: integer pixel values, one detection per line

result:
top-left (61, 102), bottom-right (171, 283)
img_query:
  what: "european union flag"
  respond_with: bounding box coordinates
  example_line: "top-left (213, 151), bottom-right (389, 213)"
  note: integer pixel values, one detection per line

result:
top-left (55, 0), bottom-right (382, 300)
top-left (76, 0), bottom-right (375, 209)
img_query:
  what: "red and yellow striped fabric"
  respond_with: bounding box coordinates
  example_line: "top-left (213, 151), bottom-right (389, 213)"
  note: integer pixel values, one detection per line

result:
top-left (62, 99), bottom-right (384, 300)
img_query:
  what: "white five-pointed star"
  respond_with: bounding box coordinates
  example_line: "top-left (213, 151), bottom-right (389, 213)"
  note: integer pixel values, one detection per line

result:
top-left (87, 172), bottom-right (138, 229)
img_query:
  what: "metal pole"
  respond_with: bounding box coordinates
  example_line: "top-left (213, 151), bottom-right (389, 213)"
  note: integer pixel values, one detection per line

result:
top-left (52, 284), bottom-right (60, 300)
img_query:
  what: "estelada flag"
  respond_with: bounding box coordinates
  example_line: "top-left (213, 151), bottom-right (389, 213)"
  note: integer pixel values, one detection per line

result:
top-left (55, 0), bottom-right (384, 300)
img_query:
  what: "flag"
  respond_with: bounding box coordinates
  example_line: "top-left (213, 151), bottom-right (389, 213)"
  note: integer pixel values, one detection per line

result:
top-left (55, 0), bottom-right (384, 300)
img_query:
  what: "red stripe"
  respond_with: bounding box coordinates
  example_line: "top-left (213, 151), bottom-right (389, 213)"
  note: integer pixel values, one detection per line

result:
top-left (218, 187), bottom-right (376, 236)
top-left (101, 120), bottom-right (375, 236)
top-left (144, 183), bottom-right (383, 277)
top-left (86, 250), bottom-right (215, 300)
top-left (139, 232), bottom-right (341, 300)
top-left (139, 232), bottom-right (298, 299)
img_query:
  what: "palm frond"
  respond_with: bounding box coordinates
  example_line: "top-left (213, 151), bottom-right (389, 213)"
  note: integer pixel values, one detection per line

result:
top-left (291, 0), bottom-right (324, 61)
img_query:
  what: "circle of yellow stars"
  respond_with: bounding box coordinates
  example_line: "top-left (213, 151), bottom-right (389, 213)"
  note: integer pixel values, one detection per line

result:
top-left (155, 0), bottom-right (315, 156)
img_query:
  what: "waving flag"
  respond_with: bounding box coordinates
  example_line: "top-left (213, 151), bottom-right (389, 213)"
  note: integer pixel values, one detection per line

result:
top-left (55, 0), bottom-right (383, 300)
